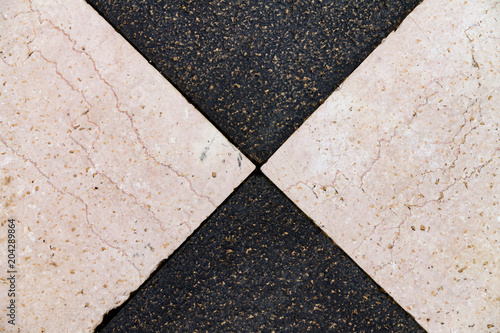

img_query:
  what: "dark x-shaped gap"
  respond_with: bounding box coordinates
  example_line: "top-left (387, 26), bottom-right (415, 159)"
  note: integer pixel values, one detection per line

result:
top-left (85, 0), bottom-right (426, 331)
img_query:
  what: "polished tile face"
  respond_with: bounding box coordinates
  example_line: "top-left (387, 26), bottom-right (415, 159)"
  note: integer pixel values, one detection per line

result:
top-left (86, 0), bottom-right (421, 163)
top-left (0, 0), bottom-right (253, 331)
top-left (98, 174), bottom-right (424, 332)
top-left (263, 0), bottom-right (500, 331)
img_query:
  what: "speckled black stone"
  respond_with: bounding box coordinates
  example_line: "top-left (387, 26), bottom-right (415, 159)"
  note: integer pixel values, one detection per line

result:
top-left (96, 174), bottom-right (424, 332)
top-left (86, 0), bottom-right (421, 164)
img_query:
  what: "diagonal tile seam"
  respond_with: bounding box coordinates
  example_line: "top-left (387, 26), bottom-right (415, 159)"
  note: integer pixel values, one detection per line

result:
top-left (86, 0), bottom-right (326, 169)
top-left (260, 0), bottom-right (500, 330)
top-left (1, 0), bottom-right (249, 262)
top-left (1, 0), bottom-right (434, 326)
top-left (95, 168), bottom-right (426, 331)
top-left (85, 0), bottom-right (422, 168)
top-left (254, 169), bottom-right (427, 330)
top-left (85, 1), bottom-right (260, 167)
top-left (80, 1), bottom-right (431, 329)
top-left (2, 0), bottom-right (250, 205)
top-left (93, 168), bottom-right (254, 332)
top-left (2, 0), bottom-right (219, 236)
top-left (85, 0), bottom-right (424, 164)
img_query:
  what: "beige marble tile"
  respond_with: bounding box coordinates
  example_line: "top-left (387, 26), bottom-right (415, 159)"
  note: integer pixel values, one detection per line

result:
top-left (0, 0), bottom-right (254, 331)
top-left (263, 0), bottom-right (499, 331)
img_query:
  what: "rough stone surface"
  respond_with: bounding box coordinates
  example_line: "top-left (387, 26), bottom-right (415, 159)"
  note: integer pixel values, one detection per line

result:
top-left (98, 174), bottom-right (424, 333)
top-left (87, 0), bottom-right (422, 164)
top-left (263, 0), bottom-right (500, 331)
top-left (0, 0), bottom-right (253, 331)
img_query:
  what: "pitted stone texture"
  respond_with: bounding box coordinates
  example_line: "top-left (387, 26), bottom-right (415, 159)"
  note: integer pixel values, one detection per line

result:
top-left (0, 0), bottom-right (253, 331)
top-left (263, 0), bottom-right (499, 331)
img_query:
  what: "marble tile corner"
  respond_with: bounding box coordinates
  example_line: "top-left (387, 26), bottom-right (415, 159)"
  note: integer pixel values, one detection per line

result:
top-left (0, 0), bottom-right (254, 331)
top-left (263, 0), bottom-right (500, 331)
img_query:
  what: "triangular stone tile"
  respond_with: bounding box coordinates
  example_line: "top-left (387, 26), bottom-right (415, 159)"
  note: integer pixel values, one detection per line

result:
top-left (0, 0), bottom-right (253, 331)
top-left (263, 0), bottom-right (499, 330)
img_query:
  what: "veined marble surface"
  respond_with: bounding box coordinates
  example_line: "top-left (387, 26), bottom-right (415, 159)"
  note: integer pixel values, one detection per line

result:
top-left (0, 0), bottom-right (254, 331)
top-left (263, 0), bottom-right (499, 331)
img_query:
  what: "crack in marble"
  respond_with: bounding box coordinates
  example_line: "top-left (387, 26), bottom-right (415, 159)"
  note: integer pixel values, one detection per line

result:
top-left (0, 136), bottom-right (143, 278)
top-left (5, 4), bottom-right (174, 235)
top-left (0, 1), bottom-right (255, 330)
top-left (25, 0), bottom-right (216, 208)
top-left (263, 0), bottom-right (499, 329)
